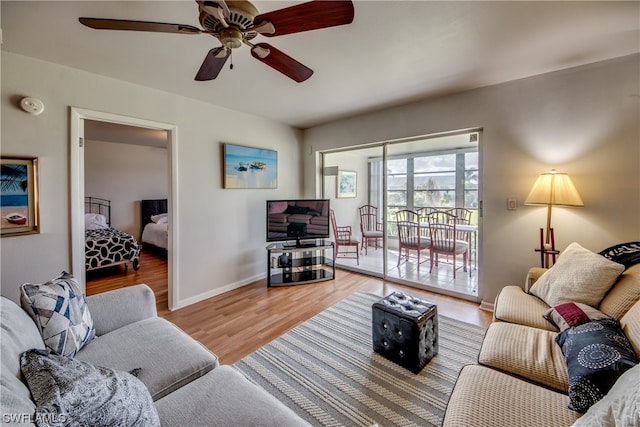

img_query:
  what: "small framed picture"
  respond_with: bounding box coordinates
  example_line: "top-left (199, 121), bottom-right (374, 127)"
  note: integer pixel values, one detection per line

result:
top-left (337, 170), bottom-right (357, 198)
top-left (1, 157), bottom-right (40, 237)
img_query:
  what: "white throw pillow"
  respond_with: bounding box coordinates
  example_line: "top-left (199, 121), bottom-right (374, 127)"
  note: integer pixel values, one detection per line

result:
top-left (530, 242), bottom-right (624, 308)
top-left (150, 213), bottom-right (168, 224)
top-left (571, 363), bottom-right (640, 427)
top-left (84, 213), bottom-right (108, 230)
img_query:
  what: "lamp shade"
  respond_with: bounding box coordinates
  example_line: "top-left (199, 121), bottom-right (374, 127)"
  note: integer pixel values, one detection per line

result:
top-left (524, 170), bottom-right (584, 207)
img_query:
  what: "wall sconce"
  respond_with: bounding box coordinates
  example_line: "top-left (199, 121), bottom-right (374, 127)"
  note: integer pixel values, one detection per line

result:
top-left (323, 166), bottom-right (339, 176)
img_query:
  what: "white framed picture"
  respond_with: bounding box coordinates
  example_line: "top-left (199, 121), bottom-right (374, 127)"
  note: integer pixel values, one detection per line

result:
top-left (337, 170), bottom-right (357, 198)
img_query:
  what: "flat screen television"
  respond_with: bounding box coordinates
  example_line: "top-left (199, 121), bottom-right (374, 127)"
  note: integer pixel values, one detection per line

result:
top-left (267, 199), bottom-right (330, 247)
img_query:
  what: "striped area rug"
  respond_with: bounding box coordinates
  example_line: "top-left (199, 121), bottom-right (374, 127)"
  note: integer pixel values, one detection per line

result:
top-left (234, 292), bottom-right (486, 427)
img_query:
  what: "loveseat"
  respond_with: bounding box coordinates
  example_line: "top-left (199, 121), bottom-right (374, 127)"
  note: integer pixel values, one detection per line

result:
top-left (1, 282), bottom-right (309, 426)
top-left (443, 242), bottom-right (640, 427)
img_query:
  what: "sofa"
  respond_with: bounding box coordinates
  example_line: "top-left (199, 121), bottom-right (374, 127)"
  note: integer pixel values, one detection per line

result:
top-left (443, 242), bottom-right (640, 427)
top-left (1, 282), bottom-right (309, 426)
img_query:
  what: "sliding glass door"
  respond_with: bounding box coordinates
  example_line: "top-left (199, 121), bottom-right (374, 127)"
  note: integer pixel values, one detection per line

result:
top-left (322, 130), bottom-right (480, 298)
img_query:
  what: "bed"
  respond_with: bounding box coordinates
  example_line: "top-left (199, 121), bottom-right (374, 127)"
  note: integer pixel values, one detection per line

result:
top-left (85, 197), bottom-right (140, 272)
top-left (140, 199), bottom-right (168, 252)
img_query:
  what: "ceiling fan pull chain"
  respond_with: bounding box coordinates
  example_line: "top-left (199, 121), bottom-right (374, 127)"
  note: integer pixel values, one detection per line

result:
top-left (230, 49), bottom-right (234, 70)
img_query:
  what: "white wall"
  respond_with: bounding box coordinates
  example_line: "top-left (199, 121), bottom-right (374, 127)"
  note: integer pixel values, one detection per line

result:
top-left (303, 54), bottom-right (640, 306)
top-left (1, 52), bottom-right (302, 306)
top-left (85, 140), bottom-right (168, 239)
top-left (324, 150), bottom-right (372, 237)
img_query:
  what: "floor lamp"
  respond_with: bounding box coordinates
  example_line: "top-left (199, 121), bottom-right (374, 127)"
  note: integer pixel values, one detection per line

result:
top-left (524, 169), bottom-right (584, 267)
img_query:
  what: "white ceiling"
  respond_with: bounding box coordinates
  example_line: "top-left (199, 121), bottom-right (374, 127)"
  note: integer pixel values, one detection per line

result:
top-left (2, 1), bottom-right (639, 129)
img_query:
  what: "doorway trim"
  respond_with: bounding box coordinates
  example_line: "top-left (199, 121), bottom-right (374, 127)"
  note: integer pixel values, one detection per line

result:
top-left (70, 107), bottom-right (179, 309)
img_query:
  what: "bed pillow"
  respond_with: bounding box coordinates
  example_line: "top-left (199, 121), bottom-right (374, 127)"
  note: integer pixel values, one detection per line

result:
top-left (530, 242), bottom-right (625, 308)
top-left (544, 302), bottom-right (610, 331)
top-left (20, 272), bottom-right (95, 357)
top-left (150, 213), bottom-right (168, 224)
top-left (571, 363), bottom-right (640, 427)
top-left (556, 318), bottom-right (639, 413)
top-left (85, 213), bottom-right (108, 230)
top-left (21, 349), bottom-right (160, 427)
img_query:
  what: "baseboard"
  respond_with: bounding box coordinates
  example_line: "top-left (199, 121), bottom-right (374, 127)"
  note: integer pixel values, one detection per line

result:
top-left (479, 300), bottom-right (494, 312)
top-left (172, 273), bottom-right (265, 310)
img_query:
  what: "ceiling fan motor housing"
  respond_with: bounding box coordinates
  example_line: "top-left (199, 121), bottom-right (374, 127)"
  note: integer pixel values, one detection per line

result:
top-left (199, 0), bottom-right (259, 43)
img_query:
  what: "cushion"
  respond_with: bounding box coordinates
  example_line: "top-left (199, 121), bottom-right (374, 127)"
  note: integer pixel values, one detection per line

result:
top-left (571, 363), bottom-right (640, 427)
top-left (84, 213), bottom-right (108, 230)
top-left (544, 302), bottom-right (610, 331)
top-left (20, 271), bottom-right (95, 357)
top-left (268, 201), bottom-right (289, 214)
top-left (530, 242), bottom-right (625, 308)
top-left (556, 318), bottom-right (639, 413)
top-left (286, 205), bottom-right (309, 214)
top-left (21, 349), bottom-right (160, 427)
top-left (599, 241), bottom-right (640, 269)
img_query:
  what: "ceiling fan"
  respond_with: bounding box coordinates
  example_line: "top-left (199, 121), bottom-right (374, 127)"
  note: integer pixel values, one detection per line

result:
top-left (79, 0), bottom-right (354, 83)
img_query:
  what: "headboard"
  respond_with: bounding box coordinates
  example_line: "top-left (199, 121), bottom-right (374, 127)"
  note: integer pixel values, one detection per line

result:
top-left (85, 197), bottom-right (111, 226)
top-left (141, 199), bottom-right (168, 234)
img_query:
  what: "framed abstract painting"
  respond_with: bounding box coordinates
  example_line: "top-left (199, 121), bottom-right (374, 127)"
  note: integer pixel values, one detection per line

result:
top-left (223, 143), bottom-right (277, 189)
top-left (337, 170), bottom-right (357, 198)
top-left (1, 157), bottom-right (40, 236)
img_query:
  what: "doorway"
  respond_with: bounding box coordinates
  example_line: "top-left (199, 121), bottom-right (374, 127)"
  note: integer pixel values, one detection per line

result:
top-left (322, 130), bottom-right (481, 300)
top-left (70, 108), bottom-right (179, 309)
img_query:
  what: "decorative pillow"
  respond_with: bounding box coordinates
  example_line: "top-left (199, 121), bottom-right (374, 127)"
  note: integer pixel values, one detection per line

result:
top-left (268, 201), bottom-right (289, 214)
top-left (599, 241), bottom-right (640, 270)
top-left (20, 271), bottom-right (95, 357)
top-left (530, 242), bottom-right (625, 308)
top-left (85, 213), bottom-right (108, 230)
top-left (544, 302), bottom-right (610, 331)
top-left (556, 318), bottom-right (639, 413)
top-left (150, 213), bottom-right (168, 224)
top-left (571, 363), bottom-right (640, 427)
top-left (286, 205), bottom-right (309, 215)
top-left (21, 349), bottom-right (160, 427)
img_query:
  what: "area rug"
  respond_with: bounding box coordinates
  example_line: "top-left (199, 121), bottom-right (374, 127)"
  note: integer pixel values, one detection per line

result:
top-left (234, 292), bottom-right (486, 427)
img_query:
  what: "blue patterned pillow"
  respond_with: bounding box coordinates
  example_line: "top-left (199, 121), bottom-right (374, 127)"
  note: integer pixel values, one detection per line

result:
top-left (556, 318), bottom-right (639, 413)
top-left (21, 349), bottom-right (160, 427)
top-left (20, 271), bottom-right (95, 357)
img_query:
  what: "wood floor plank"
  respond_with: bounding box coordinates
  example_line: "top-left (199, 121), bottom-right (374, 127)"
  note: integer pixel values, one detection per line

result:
top-left (87, 250), bottom-right (492, 365)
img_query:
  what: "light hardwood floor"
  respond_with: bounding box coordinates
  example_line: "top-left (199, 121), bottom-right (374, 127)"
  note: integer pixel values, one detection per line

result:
top-left (86, 250), bottom-right (493, 365)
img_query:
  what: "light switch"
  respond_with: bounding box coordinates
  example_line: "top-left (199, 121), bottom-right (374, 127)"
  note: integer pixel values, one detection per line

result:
top-left (507, 198), bottom-right (517, 210)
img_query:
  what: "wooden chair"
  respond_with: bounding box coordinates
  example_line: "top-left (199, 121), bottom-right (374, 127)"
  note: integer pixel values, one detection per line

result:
top-left (445, 207), bottom-right (473, 241)
top-left (358, 204), bottom-right (383, 255)
top-left (330, 209), bottom-right (359, 265)
top-left (425, 211), bottom-right (469, 278)
top-left (395, 210), bottom-right (430, 270)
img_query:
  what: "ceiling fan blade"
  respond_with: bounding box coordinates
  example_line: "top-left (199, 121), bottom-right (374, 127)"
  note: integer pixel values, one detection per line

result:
top-left (251, 43), bottom-right (313, 83)
top-left (79, 18), bottom-right (203, 34)
top-left (195, 47), bottom-right (230, 81)
top-left (253, 1), bottom-right (354, 37)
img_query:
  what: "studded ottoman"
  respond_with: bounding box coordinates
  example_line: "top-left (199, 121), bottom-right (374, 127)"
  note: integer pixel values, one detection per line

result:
top-left (372, 291), bottom-right (438, 373)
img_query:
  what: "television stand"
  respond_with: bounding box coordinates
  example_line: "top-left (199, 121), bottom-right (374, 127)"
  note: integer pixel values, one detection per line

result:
top-left (266, 240), bottom-right (335, 287)
top-left (283, 238), bottom-right (319, 249)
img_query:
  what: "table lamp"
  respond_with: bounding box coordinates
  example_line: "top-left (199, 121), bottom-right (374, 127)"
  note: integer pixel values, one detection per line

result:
top-left (525, 169), bottom-right (584, 251)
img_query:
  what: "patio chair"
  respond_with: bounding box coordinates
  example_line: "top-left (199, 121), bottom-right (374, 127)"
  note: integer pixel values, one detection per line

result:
top-left (330, 209), bottom-right (359, 265)
top-left (359, 204), bottom-right (383, 255)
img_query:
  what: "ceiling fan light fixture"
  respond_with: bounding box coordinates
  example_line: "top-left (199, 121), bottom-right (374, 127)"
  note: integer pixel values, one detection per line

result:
top-left (220, 27), bottom-right (242, 49)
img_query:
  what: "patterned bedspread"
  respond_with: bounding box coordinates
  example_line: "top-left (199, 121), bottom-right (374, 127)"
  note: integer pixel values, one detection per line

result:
top-left (85, 228), bottom-right (140, 271)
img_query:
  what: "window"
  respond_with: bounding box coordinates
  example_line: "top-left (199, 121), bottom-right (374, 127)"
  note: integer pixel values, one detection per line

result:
top-left (372, 148), bottom-right (478, 236)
